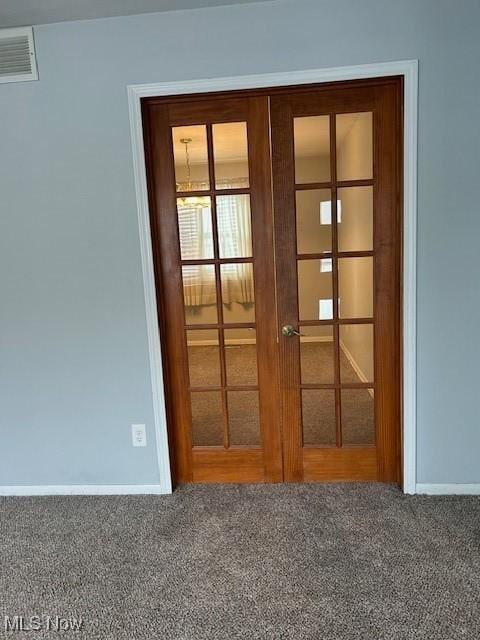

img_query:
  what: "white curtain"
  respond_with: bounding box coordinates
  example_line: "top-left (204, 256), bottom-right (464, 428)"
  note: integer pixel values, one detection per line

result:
top-left (179, 181), bottom-right (254, 310)
top-left (217, 193), bottom-right (254, 306)
top-left (179, 204), bottom-right (217, 307)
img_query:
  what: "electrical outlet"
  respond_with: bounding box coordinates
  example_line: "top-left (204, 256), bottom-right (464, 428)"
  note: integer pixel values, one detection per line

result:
top-left (131, 424), bottom-right (147, 447)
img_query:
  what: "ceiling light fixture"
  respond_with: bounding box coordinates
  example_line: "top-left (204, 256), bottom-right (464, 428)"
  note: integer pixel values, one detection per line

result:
top-left (177, 137), bottom-right (210, 209)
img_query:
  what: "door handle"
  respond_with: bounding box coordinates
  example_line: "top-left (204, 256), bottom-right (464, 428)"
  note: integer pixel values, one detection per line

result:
top-left (281, 324), bottom-right (301, 337)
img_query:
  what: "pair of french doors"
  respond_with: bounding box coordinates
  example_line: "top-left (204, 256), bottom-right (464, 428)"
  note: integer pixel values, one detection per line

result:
top-left (143, 77), bottom-right (402, 484)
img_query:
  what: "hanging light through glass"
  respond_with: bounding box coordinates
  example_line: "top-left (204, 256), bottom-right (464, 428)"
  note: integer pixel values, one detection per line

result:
top-left (177, 137), bottom-right (210, 209)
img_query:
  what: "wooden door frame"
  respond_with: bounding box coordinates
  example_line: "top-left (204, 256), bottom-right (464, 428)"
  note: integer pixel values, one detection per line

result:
top-left (127, 60), bottom-right (418, 495)
top-left (143, 96), bottom-right (282, 484)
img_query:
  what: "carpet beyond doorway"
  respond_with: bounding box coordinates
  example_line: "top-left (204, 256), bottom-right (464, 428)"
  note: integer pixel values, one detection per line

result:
top-left (1, 484), bottom-right (479, 639)
top-left (188, 342), bottom-right (374, 446)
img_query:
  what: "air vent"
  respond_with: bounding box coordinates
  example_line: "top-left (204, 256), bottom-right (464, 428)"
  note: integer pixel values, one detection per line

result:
top-left (0, 27), bottom-right (38, 84)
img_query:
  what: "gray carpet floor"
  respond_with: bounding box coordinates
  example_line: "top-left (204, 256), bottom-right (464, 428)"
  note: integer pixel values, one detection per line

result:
top-left (1, 484), bottom-right (480, 639)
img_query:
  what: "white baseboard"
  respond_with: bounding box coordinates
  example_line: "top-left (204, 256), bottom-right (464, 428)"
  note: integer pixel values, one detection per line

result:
top-left (416, 483), bottom-right (480, 496)
top-left (0, 484), bottom-right (166, 497)
top-left (3, 483), bottom-right (479, 497)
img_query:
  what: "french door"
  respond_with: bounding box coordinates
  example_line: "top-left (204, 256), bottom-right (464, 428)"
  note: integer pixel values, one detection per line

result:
top-left (143, 77), bottom-right (402, 485)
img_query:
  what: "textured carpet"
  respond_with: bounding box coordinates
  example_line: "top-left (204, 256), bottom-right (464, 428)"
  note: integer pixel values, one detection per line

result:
top-left (1, 484), bottom-right (480, 639)
top-left (188, 343), bottom-right (374, 446)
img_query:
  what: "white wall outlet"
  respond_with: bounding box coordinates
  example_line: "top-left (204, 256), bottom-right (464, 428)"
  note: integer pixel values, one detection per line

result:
top-left (131, 424), bottom-right (147, 447)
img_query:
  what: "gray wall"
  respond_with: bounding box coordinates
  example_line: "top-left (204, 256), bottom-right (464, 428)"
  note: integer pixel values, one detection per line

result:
top-left (1, 0), bottom-right (479, 486)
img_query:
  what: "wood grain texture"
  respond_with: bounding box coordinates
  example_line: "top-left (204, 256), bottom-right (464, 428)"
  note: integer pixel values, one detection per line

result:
top-left (270, 78), bottom-right (402, 485)
top-left (270, 97), bottom-right (304, 482)
top-left (143, 102), bottom-right (193, 483)
top-left (303, 447), bottom-right (377, 481)
top-left (247, 96), bottom-right (284, 482)
top-left (168, 98), bottom-right (248, 126)
top-left (143, 77), bottom-right (402, 485)
top-left (193, 449), bottom-right (264, 483)
top-left (372, 80), bottom-right (403, 482)
top-left (143, 95), bottom-right (283, 484)
top-left (330, 113), bottom-right (342, 450)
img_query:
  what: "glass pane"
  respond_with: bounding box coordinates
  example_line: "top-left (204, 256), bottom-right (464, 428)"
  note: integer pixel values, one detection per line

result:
top-left (294, 116), bottom-right (330, 184)
top-left (302, 390), bottom-right (336, 445)
top-left (216, 195), bottom-right (252, 259)
top-left (338, 257), bottom-right (373, 319)
top-left (296, 189), bottom-right (332, 254)
top-left (213, 122), bottom-right (250, 189)
top-left (187, 330), bottom-right (221, 388)
top-left (337, 187), bottom-right (373, 252)
top-left (298, 260), bottom-right (333, 321)
top-left (221, 263), bottom-right (255, 323)
top-left (224, 328), bottom-right (257, 386)
top-left (183, 264), bottom-right (218, 325)
top-left (191, 391), bottom-right (223, 446)
top-left (341, 389), bottom-right (375, 445)
top-left (177, 196), bottom-right (213, 260)
top-left (228, 391), bottom-right (260, 445)
top-left (172, 125), bottom-right (209, 191)
top-left (340, 324), bottom-right (374, 384)
top-left (300, 326), bottom-right (334, 384)
top-left (336, 113), bottom-right (373, 181)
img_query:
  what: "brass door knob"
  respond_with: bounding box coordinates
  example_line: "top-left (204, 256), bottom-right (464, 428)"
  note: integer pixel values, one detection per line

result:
top-left (281, 324), bottom-right (300, 337)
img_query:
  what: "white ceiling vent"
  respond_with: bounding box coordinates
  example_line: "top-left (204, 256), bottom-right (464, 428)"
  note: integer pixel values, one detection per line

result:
top-left (0, 27), bottom-right (38, 84)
